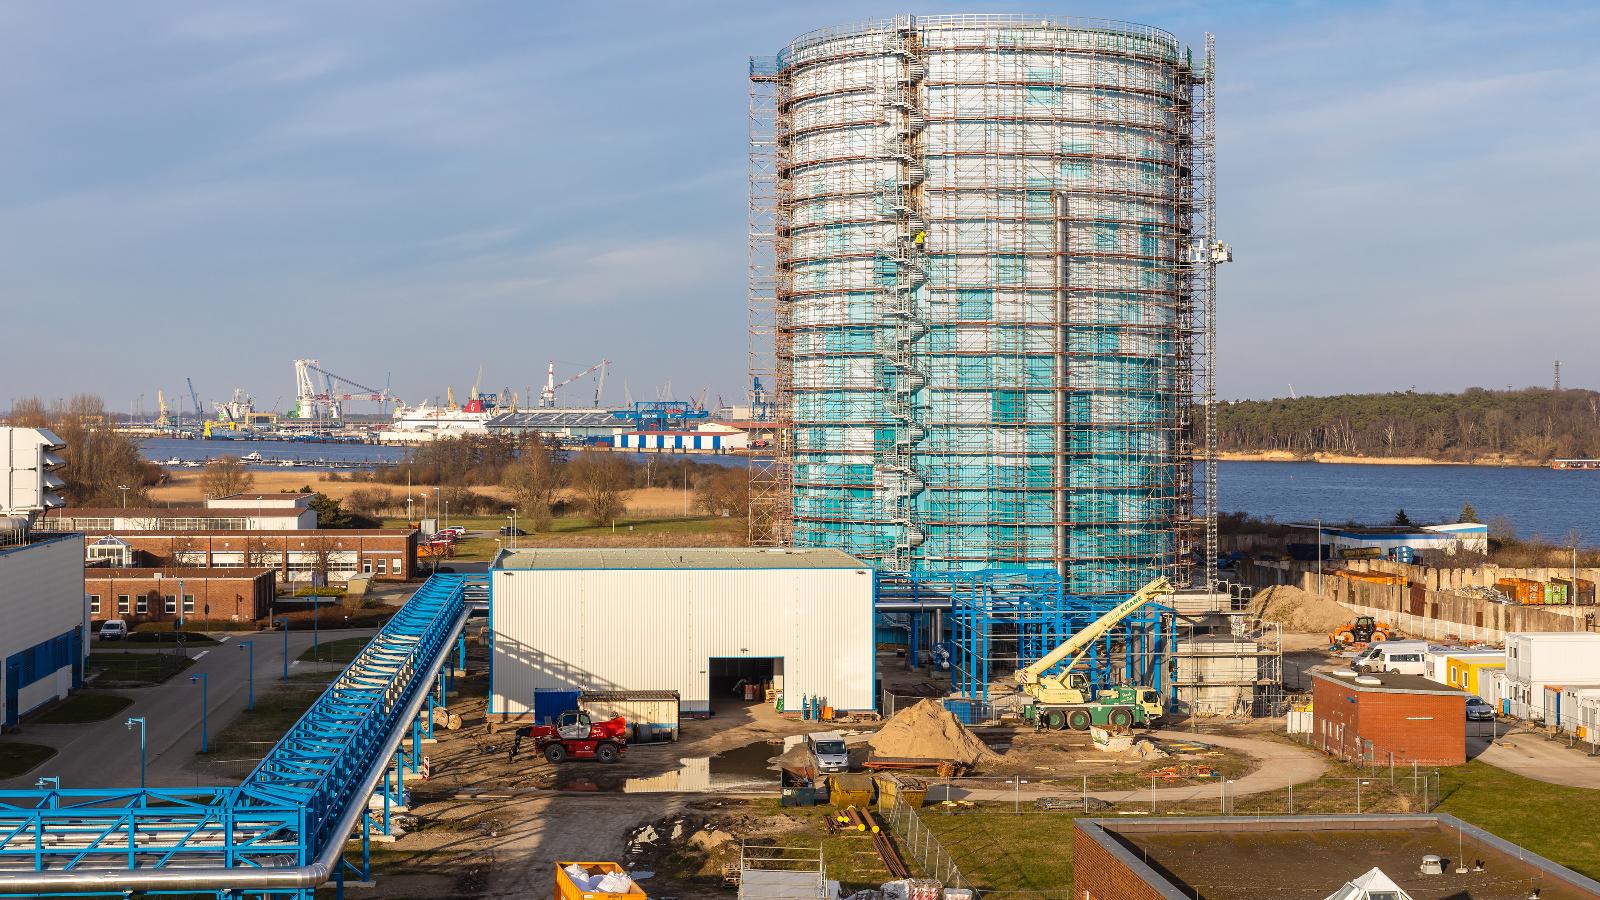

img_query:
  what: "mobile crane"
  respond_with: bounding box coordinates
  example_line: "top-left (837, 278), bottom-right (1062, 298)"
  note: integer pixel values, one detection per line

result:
top-left (1013, 576), bottom-right (1175, 731)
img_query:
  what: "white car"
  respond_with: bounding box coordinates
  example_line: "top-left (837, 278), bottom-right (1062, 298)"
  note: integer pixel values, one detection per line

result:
top-left (98, 619), bottom-right (129, 641)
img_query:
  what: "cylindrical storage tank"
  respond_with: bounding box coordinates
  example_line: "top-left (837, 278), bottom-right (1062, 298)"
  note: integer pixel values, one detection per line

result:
top-left (771, 15), bottom-right (1194, 593)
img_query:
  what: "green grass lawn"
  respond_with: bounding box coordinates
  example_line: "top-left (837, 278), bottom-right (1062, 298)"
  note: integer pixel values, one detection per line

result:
top-left (0, 742), bottom-right (56, 778)
top-left (205, 673), bottom-right (333, 775)
top-left (297, 636), bottom-right (370, 664)
top-left (88, 652), bottom-right (195, 687)
top-left (388, 513), bottom-right (744, 561)
top-left (94, 632), bottom-right (219, 649)
top-left (30, 692), bottom-right (132, 724)
top-left (1436, 760), bottom-right (1600, 880)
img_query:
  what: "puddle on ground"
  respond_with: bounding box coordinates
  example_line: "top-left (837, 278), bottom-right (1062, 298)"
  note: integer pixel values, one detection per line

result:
top-left (621, 740), bottom-right (783, 793)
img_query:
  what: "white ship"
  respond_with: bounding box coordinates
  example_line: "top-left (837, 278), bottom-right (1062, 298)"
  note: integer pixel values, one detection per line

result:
top-left (378, 397), bottom-right (496, 442)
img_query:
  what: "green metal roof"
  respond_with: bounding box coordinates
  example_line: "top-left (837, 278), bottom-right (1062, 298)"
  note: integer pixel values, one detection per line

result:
top-left (490, 547), bottom-right (868, 571)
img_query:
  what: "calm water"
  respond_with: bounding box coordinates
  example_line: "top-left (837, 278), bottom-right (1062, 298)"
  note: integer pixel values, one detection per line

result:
top-left (1219, 461), bottom-right (1597, 545)
top-left (138, 439), bottom-right (1592, 544)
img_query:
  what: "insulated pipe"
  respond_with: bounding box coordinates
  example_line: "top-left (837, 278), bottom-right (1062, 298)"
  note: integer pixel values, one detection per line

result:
top-left (0, 608), bottom-right (470, 895)
top-left (874, 600), bottom-right (953, 612)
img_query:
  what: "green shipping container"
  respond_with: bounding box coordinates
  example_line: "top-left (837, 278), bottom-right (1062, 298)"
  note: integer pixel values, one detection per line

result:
top-left (1545, 582), bottom-right (1569, 605)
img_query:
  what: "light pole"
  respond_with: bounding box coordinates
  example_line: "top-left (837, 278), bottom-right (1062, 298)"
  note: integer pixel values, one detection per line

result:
top-left (276, 617), bottom-right (289, 680)
top-left (125, 717), bottom-right (147, 789)
top-left (239, 640), bottom-right (254, 711)
top-left (443, 500), bottom-right (450, 531)
top-left (433, 487), bottom-right (441, 528)
top-left (190, 674), bottom-right (209, 752)
top-left (1316, 519), bottom-right (1323, 596)
top-left (117, 485), bottom-right (130, 510)
top-left (312, 594), bottom-right (320, 658)
top-left (35, 777), bottom-right (59, 791)
top-left (507, 508), bottom-right (518, 549)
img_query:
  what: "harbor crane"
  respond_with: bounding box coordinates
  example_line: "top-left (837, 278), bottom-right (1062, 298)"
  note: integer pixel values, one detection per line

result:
top-left (539, 359), bottom-right (610, 408)
top-left (293, 358), bottom-right (392, 420)
top-left (185, 378), bottom-right (205, 422)
top-left (1013, 576), bottom-right (1175, 730)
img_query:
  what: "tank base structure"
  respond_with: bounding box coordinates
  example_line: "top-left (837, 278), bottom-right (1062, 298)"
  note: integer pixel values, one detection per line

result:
top-left (1023, 686), bottom-right (1164, 731)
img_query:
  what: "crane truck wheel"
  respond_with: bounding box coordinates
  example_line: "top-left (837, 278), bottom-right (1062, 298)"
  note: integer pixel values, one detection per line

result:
top-left (1043, 710), bottom-right (1067, 731)
top-left (1109, 707), bottom-right (1134, 729)
top-left (596, 743), bottom-right (620, 763)
top-left (1067, 709), bottom-right (1092, 731)
top-left (1335, 631), bottom-right (1354, 644)
top-left (1372, 631), bottom-right (1389, 642)
top-left (544, 744), bottom-right (567, 764)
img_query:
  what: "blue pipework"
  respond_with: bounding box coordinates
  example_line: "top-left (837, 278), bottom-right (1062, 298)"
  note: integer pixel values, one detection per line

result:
top-left (0, 572), bottom-right (487, 898)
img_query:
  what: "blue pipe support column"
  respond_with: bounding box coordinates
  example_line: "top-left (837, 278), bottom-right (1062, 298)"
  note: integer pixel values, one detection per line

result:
top-left (425, 696), bottom-right (436, 740)
top-left (908, 613), bottom-right (920, 669)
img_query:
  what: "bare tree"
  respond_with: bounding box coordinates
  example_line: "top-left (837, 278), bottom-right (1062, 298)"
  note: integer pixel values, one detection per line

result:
top-left (566, 449), bottom-right (631, 526)
top-left (6, 395), bottom-right (152, 506)
top-left (199, 456), bottom-right (254, 499)
top-left (500, 437), bottom-right (562, 531)
top-left (695, 467), bottom-right (750, 519)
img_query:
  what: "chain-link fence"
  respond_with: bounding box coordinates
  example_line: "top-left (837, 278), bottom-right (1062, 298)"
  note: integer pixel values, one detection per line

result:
top-left (875, 771), bottom-right (1438, 818)
top-left (878, 787), bottom-right (971, 890)
top-left (881, 691), bottom-right (994, 724)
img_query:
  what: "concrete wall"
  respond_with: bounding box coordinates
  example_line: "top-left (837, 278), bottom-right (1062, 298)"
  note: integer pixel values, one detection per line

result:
top-left (1238, 559), bottom-right (1591, 642)
top-left (489, 566), bottom-right (875, 715)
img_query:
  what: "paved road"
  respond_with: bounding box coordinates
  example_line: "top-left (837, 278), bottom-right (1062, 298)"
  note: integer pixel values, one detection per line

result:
top-left (1470, 727), bottom-right (1600, 789)
top-left (1, 627), bottom-right (376, 790)
top-left (941, 728), bottom-right (1327, 804)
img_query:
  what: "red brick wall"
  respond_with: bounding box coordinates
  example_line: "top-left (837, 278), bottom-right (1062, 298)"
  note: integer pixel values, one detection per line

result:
top-left (86, 571), bottom-right (275, 626)
top-left (1359, 691), bottom-right (1465, 766)
top-left (1313, 676), bottom-right (1466, 766)
top-left (81, 531), bottom-right (417, 581)
top-left (1073, 825), bottom-right (1170, 900)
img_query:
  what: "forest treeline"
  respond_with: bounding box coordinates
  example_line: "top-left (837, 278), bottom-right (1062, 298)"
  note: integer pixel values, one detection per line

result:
top-left (1215, 388), bottom-right (1600, 462)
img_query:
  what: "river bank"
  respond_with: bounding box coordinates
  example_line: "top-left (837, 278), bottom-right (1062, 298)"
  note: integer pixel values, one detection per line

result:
top-left (1219, 450), bottom-right (1542, 468)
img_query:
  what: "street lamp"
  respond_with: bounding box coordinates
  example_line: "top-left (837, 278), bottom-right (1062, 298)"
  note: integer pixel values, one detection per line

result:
top-left (239, 640), bottom-right (254, 711)
top-left (35, 777), bottom-right (59, 791)
top-left (125, 717), bottom-right (147, 789)
top-left (190, 674), bottom-right (209, 753)
top-left (276, 617), bottom-right (289, 680)
top-left (117, 485), bottom-right (130, 510)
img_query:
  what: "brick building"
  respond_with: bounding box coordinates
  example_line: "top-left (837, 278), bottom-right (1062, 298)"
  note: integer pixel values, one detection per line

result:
top-left (86, 568), bottom-right (275, 626)
top-left (76, 529), bottom-right (418, 583)
top-left (1312, 668), bottom-right (1467, 766)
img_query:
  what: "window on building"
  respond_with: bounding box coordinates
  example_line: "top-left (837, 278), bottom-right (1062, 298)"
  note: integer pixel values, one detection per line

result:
top-left (118, 595), bottom-right (130, 614)
top-left (164, 594), bottom-right (176, 614)
top-left (376, 559), bottom-right (388, 575)
top-left (89, 595), bottom-right (101, 614)
top-left (136, 595), bottom-right (148, 614)
top-left (183, 594), bottom-right (195, 615)
top-left (362, 559), bottom-right (373, 574)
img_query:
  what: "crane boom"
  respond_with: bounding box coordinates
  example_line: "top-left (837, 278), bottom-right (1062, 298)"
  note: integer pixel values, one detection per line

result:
top-left (185, 378), bottom-right (204, 417)
top-left (1014, 576), bottom-right (1174, 686)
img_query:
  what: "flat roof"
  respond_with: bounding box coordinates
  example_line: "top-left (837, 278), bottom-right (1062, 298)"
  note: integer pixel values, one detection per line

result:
top-left (85, 568), bottom-right (274, 579)
top-left (1315, 668), bottom-right (1468, 696)
top-left (46, 507), bottom-right (305, 518)
top-left (65, 528), bottom-right (414, 538)
top-left (1080, 815), bottom-right (1600, 900)
top-left (214, 493), bottom-right (314, 503)
top-left (491, 547), bottom-right (867, 571)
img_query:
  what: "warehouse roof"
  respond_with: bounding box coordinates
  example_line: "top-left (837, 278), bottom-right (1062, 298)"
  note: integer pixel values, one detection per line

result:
top-left (1314, 669), bottom-right (1467, 696)
top-left (491, 547), bottom-right (867, 571)
top-left (1078, 815), bottom-right (1600, 900)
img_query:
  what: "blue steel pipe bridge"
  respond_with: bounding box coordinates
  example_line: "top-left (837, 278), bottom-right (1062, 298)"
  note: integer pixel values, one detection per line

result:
top-left (875, 568), bottom-right (1176, 707)
top-left (0, 573), bottom-right (485, 898)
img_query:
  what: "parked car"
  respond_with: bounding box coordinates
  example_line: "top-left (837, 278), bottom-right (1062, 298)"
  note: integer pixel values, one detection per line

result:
top-left (499, 526), bottom-right (527, 536)
top-left (806, 730), bottom-right (850, 774)
top-left (439, 526), bottom-right (467, 537)
top-left (98, 619), bottom-right (128, 641)
top-left (1466, 697), bottom-right (1495, 721)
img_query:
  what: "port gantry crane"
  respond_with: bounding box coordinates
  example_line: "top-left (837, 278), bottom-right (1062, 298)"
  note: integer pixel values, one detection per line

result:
top-left (293, 358), bottom-right (392, 420)
top-left (539, 359), bottom-right (611, 408)
top-left (1013, 576), bottom-right (1175, 731)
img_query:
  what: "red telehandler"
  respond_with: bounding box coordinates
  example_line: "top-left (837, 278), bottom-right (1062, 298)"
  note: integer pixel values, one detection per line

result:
top-left (509, 710), bottom-right (628, 763)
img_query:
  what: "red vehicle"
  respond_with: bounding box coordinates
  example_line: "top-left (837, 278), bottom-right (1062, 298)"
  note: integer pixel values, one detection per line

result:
top-left (511, 710), bottom-right (628, 763)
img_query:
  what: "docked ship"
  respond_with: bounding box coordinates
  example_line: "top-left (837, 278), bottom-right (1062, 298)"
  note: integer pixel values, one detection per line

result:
top-left (377, 390), bottom-right (503, 442)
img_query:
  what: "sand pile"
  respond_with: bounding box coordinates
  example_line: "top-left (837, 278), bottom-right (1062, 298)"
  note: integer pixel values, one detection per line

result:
top-left (868, 699), bottom-right (999, 768)
top-left (1250, 585), bottom-right (1351, 633)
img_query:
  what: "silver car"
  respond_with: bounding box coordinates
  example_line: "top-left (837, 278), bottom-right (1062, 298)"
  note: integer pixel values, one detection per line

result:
top-left (1466, 697), bottom-right (1495, 721)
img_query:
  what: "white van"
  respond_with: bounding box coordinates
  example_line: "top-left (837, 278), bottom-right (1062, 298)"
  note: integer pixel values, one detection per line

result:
top-left (806, 731), bottom-right (849, 774)
top-left (1352, 639), bottom-right (1425, 670)
top-left (98, 619), bottom-right (128, 641)
top-left (1356, 642), bottom-right (1428, 676)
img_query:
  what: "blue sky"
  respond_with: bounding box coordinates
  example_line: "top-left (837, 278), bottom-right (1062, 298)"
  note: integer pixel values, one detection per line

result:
top-left (4, 1), bottom-right (1597, 414)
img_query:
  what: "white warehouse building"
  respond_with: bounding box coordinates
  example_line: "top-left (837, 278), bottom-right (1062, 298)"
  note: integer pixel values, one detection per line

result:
top-left (487, 548), bottom-right (875, 722)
